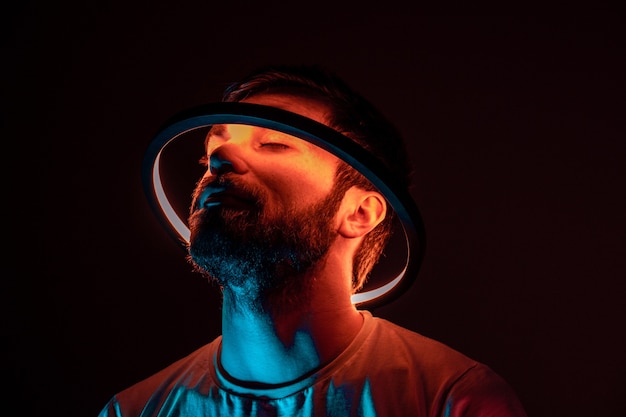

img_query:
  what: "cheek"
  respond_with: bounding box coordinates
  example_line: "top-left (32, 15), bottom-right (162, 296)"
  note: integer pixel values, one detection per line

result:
top-left (262, 160), bottom-right (337, 210)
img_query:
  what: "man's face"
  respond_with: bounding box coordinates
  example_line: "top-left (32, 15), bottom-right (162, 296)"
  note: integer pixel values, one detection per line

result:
top-left (187, 94), bottom-right (345, 304)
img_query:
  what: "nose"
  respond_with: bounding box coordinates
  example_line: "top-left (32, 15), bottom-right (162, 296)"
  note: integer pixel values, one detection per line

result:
top-left (209, 150), bottom-right (234, 175)
top-left (207, 142), bottom-right (248, 176)
top-left (205, 124), bottom-right (254, 176)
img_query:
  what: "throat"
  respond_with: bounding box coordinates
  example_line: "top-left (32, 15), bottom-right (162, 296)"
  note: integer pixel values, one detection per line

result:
top-left (220, 302), bottom-right (364, 385)
top-left (220, 311), bottom-right (321, 384)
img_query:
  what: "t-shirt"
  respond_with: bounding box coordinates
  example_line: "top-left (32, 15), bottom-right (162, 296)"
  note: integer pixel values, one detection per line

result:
top-left (98, 311), bottom-right (527, 416)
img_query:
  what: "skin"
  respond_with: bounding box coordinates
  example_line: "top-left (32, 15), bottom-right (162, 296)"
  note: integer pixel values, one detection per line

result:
top-left (195, 93), bottom-right (387, 384)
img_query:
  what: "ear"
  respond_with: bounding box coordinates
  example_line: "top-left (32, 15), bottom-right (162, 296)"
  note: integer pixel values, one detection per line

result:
top-left (337, 187), bottom-right (387, 238)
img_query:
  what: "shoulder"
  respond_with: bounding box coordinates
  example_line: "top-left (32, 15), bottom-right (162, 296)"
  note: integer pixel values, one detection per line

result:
top-left (359, 313), bottom-right (527, 416)
top-left (365, 313), bottom-right (478, 371)
top-left (105, 337), bottom-right (221, 417)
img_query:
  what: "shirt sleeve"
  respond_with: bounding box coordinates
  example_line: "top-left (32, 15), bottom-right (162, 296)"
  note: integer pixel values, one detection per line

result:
top-left (442, 364), bottom-right (528, 417)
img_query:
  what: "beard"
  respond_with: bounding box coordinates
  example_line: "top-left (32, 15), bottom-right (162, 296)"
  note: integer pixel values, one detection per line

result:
top-left (187, 175), bottom-right (345, 312)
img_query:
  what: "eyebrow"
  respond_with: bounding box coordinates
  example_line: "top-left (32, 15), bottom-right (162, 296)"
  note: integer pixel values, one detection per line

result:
top-left (203, 123), bottom-right (314, 151)
top-left (204, 124), bottom-right (227, 147)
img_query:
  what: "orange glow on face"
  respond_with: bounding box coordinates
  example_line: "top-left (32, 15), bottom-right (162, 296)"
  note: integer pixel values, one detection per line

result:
top-left (199, 122), bottom-right (340, 218)
top-left (144, 102), bottom-right (425, 308)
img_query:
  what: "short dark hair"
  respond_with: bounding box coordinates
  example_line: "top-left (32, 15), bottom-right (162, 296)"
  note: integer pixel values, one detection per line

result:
top-left (222, 64), bottom-right (412, 292)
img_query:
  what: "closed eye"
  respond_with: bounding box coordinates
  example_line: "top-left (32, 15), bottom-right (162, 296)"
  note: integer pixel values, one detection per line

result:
top-left (260, 142), bottom-right (289, 149)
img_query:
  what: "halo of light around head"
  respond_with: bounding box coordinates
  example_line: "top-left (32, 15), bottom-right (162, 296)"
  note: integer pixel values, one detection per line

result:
top-left (142, 102), bottom-right (426, 309)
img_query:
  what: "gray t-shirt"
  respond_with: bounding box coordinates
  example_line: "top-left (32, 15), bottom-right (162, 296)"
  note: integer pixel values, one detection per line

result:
top-left (98, 311), bottom-right (527, 416)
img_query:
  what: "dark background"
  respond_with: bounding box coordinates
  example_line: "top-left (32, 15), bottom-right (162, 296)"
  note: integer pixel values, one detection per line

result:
top-left (4, 6), bottom-right (625, 417)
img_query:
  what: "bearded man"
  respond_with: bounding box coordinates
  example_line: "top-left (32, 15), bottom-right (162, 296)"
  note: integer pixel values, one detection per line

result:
top-left (99, 64), bottom-right (528, 417)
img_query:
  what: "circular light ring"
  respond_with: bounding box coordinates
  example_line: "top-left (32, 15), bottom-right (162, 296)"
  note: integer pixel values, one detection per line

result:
top-left (141, 102), bottom-right (426, 309)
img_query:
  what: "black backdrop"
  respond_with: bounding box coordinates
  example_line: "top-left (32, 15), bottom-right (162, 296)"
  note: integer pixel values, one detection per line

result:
top-left (5, 7), bottom-right (625, 417)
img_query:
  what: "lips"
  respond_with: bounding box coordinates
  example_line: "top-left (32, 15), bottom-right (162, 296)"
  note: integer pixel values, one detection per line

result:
top-left (200, 186), bottom-right (256, 210)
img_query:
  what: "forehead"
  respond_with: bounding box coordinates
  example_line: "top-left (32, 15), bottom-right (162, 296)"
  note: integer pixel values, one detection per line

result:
top-left (240, 93), bottom-right (331, 125)
top-left (205, 93), bottom-right (335, 150)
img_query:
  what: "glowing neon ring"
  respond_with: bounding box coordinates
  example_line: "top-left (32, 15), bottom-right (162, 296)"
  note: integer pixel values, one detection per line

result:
top-left (142, 102), bottom-right (426, 309)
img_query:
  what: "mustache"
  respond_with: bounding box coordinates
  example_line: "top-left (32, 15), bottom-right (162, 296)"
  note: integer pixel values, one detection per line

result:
top-left (190, 174), bottom-right (263, 212)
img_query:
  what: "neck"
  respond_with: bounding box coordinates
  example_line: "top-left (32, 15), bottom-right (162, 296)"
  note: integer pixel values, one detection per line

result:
top-left (219, 276), bottom-right (363, 385)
